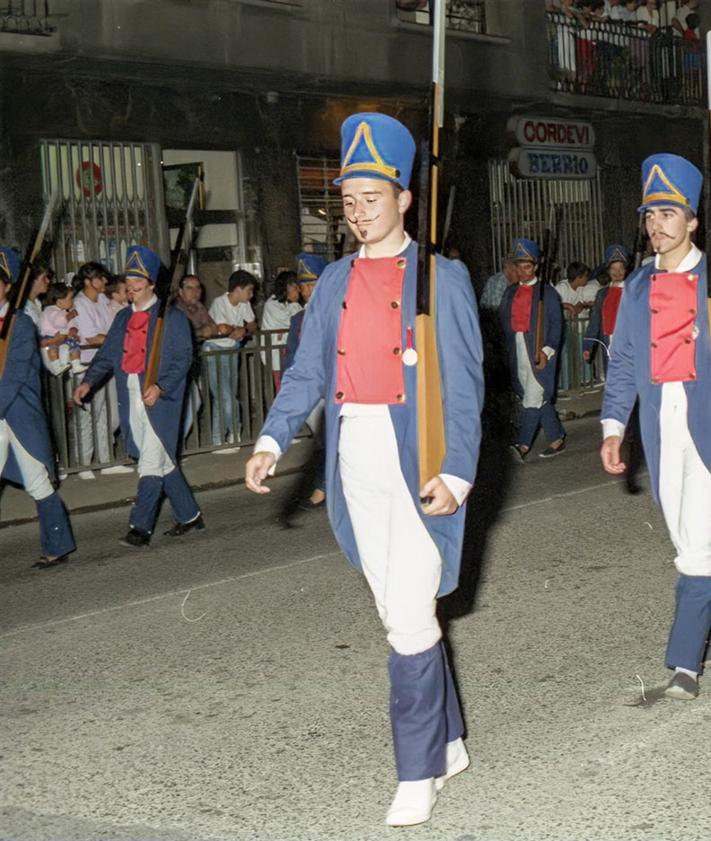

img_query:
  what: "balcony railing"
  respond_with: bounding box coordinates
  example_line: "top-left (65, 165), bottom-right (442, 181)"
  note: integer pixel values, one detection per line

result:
top-left (546, 11), bottom-right (704, 106)
top-left (396, 0), bottom-right (487, 35)
top-left (0, 0), bottom-right (55, 36)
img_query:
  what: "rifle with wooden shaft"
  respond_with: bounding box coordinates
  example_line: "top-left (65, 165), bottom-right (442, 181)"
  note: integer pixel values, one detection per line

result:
top-left (144, 178), bottom-right (200, 390)
top-left (534, 207), bottom-right (562, 366)
top-left (0, 191), bottom-right (58, 378)
top-left (415, 0), bottom-right (446, 490)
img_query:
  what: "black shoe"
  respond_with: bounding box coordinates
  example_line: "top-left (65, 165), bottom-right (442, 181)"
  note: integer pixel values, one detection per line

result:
top-left (510, 444), bottom-right (529, 463)
top-left (120, 528), bottom-right (151, 548)
top-left (540, 438), bottom-right (566, 458)
top-left (163, 515), bottom-right (205, 537)
top-left (297, 498), bottom-right (326, 511)
top-left (32, 554), bottom-right (70, 570)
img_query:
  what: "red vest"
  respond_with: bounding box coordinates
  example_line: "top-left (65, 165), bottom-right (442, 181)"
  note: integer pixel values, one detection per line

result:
top-left (511, 284), bottom-right (534, 332)
top-left (649, 272), bottom-right (698, 384)
top-left (601, 286), bottom-right (623, 337)
top-left (121, 310), bottom-right (150, 374)
top-left (334, 256), bottom-right (406, 404)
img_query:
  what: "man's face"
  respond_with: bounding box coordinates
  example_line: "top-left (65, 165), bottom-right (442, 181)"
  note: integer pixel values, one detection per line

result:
top-left (644, 205), bottom-right (697, 256)
top-left (341, 178), bottom-right (411, 246)
top-left (229, 284), bottom-right (254, 305)
top-left (503, 262), bottom-right (518, 284)
top-left (571, 271), bottom-right (590, 289)
top-left (515, 260), bottom-right (537, 283)
top-left (126, 275), bottom-right (153, 306)
top-left (179, 277), bottom-right (202, 306)
top-left (300, 281), bottom-right (317, 303)
top-left (608, 261), bottom-right (627, 283)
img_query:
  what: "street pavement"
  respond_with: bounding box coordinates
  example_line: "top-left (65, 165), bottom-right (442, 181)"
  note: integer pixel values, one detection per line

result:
top-left (1, 415), bottom-right (709, 841)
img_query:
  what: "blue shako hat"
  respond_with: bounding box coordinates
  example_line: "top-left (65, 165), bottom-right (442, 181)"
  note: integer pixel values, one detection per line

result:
top-left (0, 247), bottom-right (21, 283)
top-left (604, 244), bottom-right (631, 266)
top-left (511, 238), bottom-right (541, 263)
top-left (639, 154), bottom-right (703, 214)
top-left (333, 112), bottom-right (416, 189)
top-left (124, 245), bottom-right (161, 285)
top-left (296, 253), bottom-right (328, 283)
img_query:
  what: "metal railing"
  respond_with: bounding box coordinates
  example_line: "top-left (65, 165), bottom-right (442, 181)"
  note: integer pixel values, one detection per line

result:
top-left (546, 11), bottom-right (705, 105)
top-left (558, 311), bottom-right (605, 395)
top-left (395, 0), bottom-right (487, 34)
top-left (0, 0), bottom-right (55, 35)
top-left (43, 330), bottom-right (302, 474)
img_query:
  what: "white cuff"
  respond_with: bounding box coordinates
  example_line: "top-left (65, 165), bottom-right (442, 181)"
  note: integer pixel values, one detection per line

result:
top-left (542, 345), bottom-right (555, 360)
top-left (439, 473), bottom-right (472, 507)
top-left (601, 418), bottom-right (625, 441)
top-left (254, 435), bottom-right (281, 475)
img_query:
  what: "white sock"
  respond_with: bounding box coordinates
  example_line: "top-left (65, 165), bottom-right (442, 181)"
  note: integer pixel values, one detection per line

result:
top-left (675, 667), bottom-right (698, 679)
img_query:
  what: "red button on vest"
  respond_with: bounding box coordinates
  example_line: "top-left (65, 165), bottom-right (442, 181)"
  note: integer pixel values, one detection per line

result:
top-left (511, 284), bottom-right (534, 332)
top-left (121, 310), bottom-right (150, 374)
top-left (335, 256), bottom-right (406, 404)
top-left (602, 286), bottom-right (623, 337)
top-left (649, 272), bottom-right (697, 384)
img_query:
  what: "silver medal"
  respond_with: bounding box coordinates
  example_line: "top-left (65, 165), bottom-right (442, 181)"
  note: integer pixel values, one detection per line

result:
top-left (402, 348), bottom-right (418, 366)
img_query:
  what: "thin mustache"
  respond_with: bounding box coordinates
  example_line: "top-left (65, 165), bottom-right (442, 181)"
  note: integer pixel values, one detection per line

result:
top-left (346, 214), bottom-right (380, 226)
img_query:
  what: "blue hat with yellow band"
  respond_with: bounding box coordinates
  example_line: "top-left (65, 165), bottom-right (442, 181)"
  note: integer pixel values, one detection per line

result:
top-left (296, 253), bottom-right (327, 284)
top-left (511, 238), bottom-right (541, 263)
top-left (639, 153), bottom-right (702, 214)
top-left (124, 245), bottom-right (161, 285)
top-left (604, 244), bottom-right (631, 266)
top-left (0, 247), bottom-right (21, 283)
top-left (333, 113), bottom-right (416, 190)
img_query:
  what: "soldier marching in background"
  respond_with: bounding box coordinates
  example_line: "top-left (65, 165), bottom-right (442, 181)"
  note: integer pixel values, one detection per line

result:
top-left (583, 244), bottom-right (632, 371)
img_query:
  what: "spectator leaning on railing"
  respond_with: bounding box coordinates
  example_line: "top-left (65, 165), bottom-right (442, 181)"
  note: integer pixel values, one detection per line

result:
top-left (556, 261), bottom-right (599, 316)
top-left (260, 269), bottom-right (302, 391)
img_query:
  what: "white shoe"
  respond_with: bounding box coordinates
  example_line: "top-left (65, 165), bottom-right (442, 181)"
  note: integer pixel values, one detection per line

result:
top-left (213, 446), bottom-right (241, 455)
top-left (78, 470), bottom-right (95, 480)
top-left (435, 738), bottom-right (470, 792)
top-left (52, 361), bottom-right (71, 376)
top-left (57, 471), bottom-right (68, 482)
top-left (99, 465), bottom-right (134, 475)
top-left (385, 779), bottom-right (437, 827)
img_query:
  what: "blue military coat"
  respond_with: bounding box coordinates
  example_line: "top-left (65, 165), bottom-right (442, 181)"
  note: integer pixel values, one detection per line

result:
top-left (602, 254), bottom-right (711, 503)
top-left (259, 241), bottom-right (485, 597)
top-left (0, 310), bottom-right (56, 485)
top-left (283, 309), bottom-right (305, 372)
top-left (583, 286), bottom-right (620, 371)
top-left (499, 281), bottom-right (563, 402)
top-left (82, 301), bottom-right (193, 461)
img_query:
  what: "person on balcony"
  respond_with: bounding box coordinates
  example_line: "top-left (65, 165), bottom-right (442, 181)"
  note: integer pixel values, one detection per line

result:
top-left (0, 246), bottom-right (75, 569)
top-left (73, 246), bottom-right (203, 548)
top-left (246, 112), bottom-right (484, 827)
top-left (500, 238), bottom-right (566, 460)
top-left (601, 153), bottom-right (711, 700)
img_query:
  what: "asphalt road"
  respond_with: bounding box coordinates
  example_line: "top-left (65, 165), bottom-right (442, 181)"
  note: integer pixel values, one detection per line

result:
top-left (1, 416), bottom-right (709, 841)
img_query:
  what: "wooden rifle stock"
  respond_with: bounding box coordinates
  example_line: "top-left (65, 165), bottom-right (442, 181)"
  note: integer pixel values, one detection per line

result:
top-left (534, 207), bottom-right (562, 366)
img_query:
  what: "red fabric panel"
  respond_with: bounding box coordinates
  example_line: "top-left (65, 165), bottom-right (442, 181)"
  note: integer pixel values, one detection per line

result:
top-left (335, 256), bottom-right (406, 404)
top-left (121, 310), bottom-right (150, 374)
top-left (601, 286), bottom-right (623, 337)
top-left (649, 272), bottom-right (698, 384)
top-left (511, 284), bottom-right (534, 332)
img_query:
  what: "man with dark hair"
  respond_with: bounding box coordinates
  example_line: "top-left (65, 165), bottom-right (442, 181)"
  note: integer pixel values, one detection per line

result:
top-left (205, 270), bottom-right (257, 448)
top-left (73, 246), bottom-right (203, 546)
top-left (556, 261), bottom-right (597, 316)
top-left (0, 246), bottom-right (75, 568)
top-left (175, 274), bottom-right (221, 341)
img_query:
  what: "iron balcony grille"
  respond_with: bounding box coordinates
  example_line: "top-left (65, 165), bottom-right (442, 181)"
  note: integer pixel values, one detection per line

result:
top-left (546, 10), bottom-right (705, 106)
top-left (0, 0), bottom-right (55, 36)
top-left (395, 0), bottom-right (487, 35)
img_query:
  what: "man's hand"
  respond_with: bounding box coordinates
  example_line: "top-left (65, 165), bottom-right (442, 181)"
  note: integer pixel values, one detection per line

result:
top-left (143, 384), bottom-right (162, 407)
top-left (535, 353), bottom-right (548, 370)
top-left (601, 435), bottom-right (626, 475)
top-left (230, 326), bottom-right (247, 341)
top-left (246, 451), bottom-right (277, 494)
top-left (420, 476), bottom-right (459, 516)
top-left (73, 382), bottom-right (91, 406)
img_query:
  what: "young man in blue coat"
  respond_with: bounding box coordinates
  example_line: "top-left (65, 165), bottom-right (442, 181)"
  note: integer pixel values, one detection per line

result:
top-left (583, 244), bottom-right (631, 372)
top-left (246, 113), bottom-right (485, 826)
top-left (499, 239), bottom-right (565, 460)
top-left (0, 246), bottom-right (75, 568)
top-left (73, 246), bottom-right (203, 547)
top-left (601, 154), bottom-right (711, 700)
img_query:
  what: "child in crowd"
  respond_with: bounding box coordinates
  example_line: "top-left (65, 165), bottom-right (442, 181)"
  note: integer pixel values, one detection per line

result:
top-left (106, 274), bottom-right (128, 317)
top-left (40, 283), bottom-right (86, 375)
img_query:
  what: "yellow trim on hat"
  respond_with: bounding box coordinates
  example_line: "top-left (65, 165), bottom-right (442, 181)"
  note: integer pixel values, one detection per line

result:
top-left (642, 164), bottom-right (689, 207)
top-left (125, 250), bottom-right (150, 279)
top-left (340, 121), bottom-right (399, 181)
top-left (514, 243), bottom-right (535, 261)
top-left (297, 259), bottom-right (318, 281)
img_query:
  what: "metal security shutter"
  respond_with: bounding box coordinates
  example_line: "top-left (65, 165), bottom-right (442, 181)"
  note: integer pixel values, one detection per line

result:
top-left (40, 140), bottom-right (166, 276)
top-left (295, 154), bottom-right (344, 262)
top-left (488, 158), bottom-right (605, 274)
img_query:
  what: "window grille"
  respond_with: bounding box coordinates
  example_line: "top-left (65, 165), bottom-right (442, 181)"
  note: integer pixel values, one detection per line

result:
top-left (395, 0), bottom-right (487, 35)
top-left (0, 0), bottom-right (55, 35)
top-left (295, 155), bottom-right (345, 262)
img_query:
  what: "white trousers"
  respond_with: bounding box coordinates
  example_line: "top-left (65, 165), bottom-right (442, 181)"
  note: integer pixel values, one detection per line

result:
top-left (0, 419), bottom-right (54, 501)
top-left (127, 374), bottom-right (173, 478)
top-left (659, 383), bottom-right (711, 577)
top-left (515, 333), bottom-right (544, 409)
top-left (71, 374), bottom-right (111, 465)
top-left (338, 409), bottom-right (442, 655)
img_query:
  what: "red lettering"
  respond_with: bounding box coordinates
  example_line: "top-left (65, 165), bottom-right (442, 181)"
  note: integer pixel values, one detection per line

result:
top-left (536, 123), bottom-right (547, 143)
top-left (523, 120), bottom-right (535, 143)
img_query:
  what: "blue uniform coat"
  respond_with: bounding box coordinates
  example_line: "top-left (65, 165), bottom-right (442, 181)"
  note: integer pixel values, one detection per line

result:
top-left (583, 286), bottom-right (616, 369)
top-left (82, 302), bottom-right (193, 462)
top-left (259, 241), bottom-right (485, 597)
top-left (499, 282), bottom-right (563, 402)
top-left (602, 255), bottom-right (711, 503)
top-left (0, 311), bottom-right (56, 485)
top-left (283, 309), bottom-right (305, 372)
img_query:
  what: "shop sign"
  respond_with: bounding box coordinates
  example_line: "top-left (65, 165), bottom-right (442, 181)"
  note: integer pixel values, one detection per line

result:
top-left (508, 147), bottom-right (597, 180)
top-left (507, 115), bottom-right (595, 150)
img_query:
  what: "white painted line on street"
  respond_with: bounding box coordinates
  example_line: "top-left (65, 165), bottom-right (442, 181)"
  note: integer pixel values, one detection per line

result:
top-left (0, 551), bottom-right (342, 640)
top-left (500, 477), bottom-right (632, 513)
